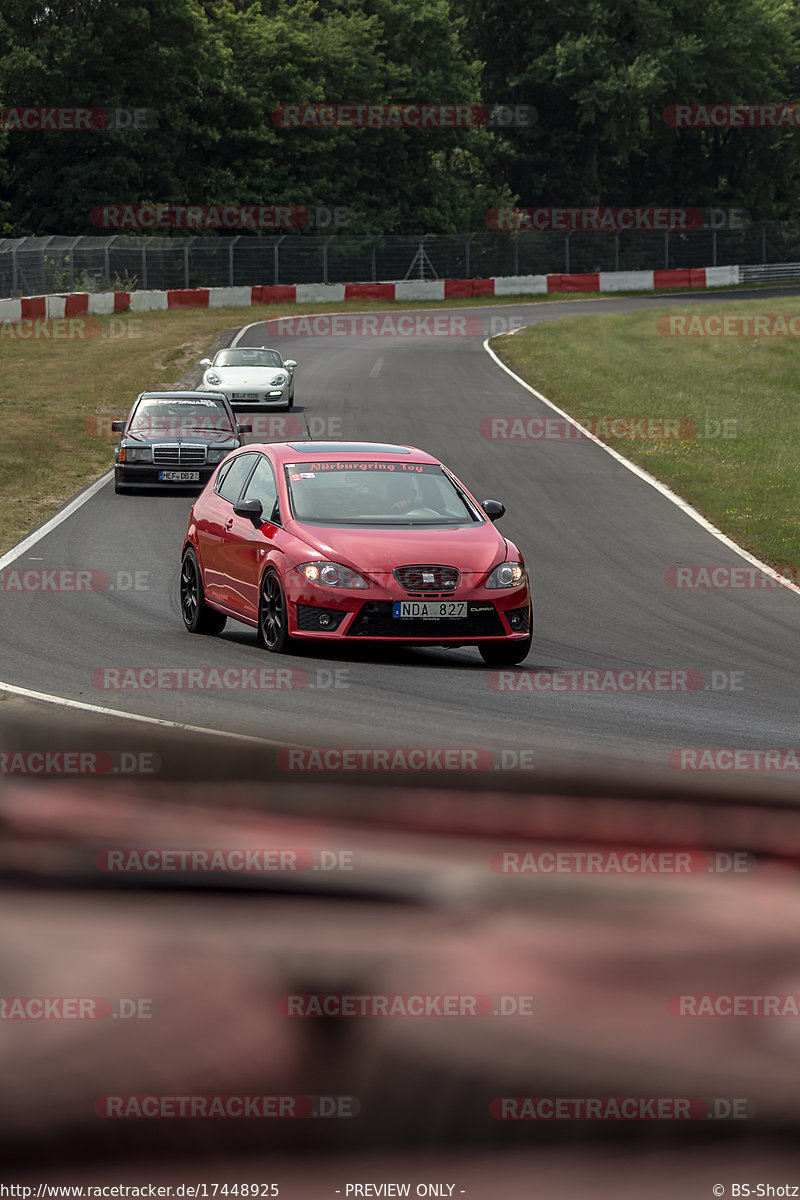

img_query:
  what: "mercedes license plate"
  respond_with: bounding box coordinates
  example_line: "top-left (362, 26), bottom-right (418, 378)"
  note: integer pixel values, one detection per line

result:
top-left (159, 470), bottom-right (200, 482)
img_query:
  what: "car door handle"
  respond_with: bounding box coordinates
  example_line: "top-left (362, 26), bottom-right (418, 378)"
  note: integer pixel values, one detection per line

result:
top-left (224, 518), bottom-right (234, 530)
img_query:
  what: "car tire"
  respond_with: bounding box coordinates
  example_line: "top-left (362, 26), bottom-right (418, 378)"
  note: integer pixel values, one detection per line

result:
top-left (287, 392), bottom-right (294, 410)
top-left (478, 611), bottom-right (533, 666)
top-left (180, 549), bottom-right (227, 635)
top-left (258, 567), bottom-right (293, 653)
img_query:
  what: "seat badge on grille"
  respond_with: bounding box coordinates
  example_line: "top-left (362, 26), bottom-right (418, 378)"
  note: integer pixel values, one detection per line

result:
top-left (422, 571), bottom-right (435, 585)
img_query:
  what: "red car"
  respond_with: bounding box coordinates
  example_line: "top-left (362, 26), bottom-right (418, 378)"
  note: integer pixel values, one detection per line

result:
top-left (180, 441), bottom-right (533, 665)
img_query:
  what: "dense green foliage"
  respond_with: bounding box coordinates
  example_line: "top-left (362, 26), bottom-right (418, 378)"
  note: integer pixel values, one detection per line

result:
top-left (0, 0), bottom-right (798, 235)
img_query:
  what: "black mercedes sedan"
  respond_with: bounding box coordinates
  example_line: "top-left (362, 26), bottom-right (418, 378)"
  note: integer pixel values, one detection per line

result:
top-left (112, 391), bottom-right (251, 494)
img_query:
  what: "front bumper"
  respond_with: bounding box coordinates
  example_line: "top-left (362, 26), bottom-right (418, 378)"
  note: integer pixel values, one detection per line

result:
top-left (114, 463), bottom-right (217, 488)
top-left (199, 384), bottom-right (290, 407)
top-left (283, 574), bottom-right (532, 644)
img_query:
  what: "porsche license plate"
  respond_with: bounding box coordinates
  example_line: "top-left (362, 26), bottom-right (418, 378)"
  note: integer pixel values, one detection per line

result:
top-left (159, 470), bottom-right (200, 482)
top-left (393, 601), bottom-right (466, 619)
top-left (232, 393), bottom-right (258, 400)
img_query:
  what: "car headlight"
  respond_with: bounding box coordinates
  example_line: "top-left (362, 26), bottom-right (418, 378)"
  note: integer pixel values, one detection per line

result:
top-left (207, 445), bottom-right (235, 464)
top-left (269, 374), bottom-right (287, 386)
top-left (299, 561), bottom-right (369, 589)
top-left (486, 562), bottom-right (525, 588)
top-left (121, 446), bottom-right (152, 463)
top-left (205, 372), bottom-right (222, 385)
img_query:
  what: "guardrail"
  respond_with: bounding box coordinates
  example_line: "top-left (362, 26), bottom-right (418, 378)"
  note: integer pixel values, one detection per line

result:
top-left (1, 224), bottom-right (799, 297)
top-left (739, 262), bottom-right (800, 284)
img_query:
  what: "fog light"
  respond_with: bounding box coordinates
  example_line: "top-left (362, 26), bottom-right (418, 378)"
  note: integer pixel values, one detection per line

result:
top-left (318, 613), bottom-right (332, 628)
top-left (509, 612), bottom-right (524, 630)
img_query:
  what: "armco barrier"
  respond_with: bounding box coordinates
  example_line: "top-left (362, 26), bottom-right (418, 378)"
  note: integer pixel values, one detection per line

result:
top-left (0, 265), bottom-right (742, 321)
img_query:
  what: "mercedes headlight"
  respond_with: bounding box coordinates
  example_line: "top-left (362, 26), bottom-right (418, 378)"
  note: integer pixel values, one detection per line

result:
top-left (486, 562), bottom-right (525, 588)
top-left (207, 445), bottom-right (234, 464)
top-left (123, 446), bottom-right (152, 463)
top-left (299, 561), bottom-right (369, 589)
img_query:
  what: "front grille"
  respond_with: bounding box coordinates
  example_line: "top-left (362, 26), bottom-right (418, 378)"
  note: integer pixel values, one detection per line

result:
top-left (152, 444), bottom-right (207, 467)
top-left (393, 564), bottom-right (460, 593)
top-left (296, 605), bottom-right (346, 632)
top-left (348, 601), bottom-right (503, 638)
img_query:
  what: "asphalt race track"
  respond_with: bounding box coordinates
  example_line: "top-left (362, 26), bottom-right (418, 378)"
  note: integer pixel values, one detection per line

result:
top-left (3, 287), bottom-right (800, 773)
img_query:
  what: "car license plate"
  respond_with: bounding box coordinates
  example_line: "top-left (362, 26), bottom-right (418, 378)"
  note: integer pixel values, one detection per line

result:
top-left (159, 470), bottom-right (200, 482)
top-left (232, 393), bottom-right (258, 400)
top-left (393, 601), bottom-right (466, 619)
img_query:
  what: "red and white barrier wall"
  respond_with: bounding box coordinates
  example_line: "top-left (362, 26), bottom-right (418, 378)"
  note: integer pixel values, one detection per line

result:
top-left (0, 265), bottom-right (741, 321)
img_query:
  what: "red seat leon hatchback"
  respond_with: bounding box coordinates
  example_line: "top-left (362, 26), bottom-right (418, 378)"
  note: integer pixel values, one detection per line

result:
top-left (180, 441), bottom-right (533, 665)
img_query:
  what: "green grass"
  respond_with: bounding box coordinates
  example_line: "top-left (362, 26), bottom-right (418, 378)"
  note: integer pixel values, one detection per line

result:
top-left (491, 297), bottom-right (800, 575)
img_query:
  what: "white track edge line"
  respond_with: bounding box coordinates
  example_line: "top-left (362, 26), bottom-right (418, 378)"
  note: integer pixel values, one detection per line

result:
top-left (482, 337), bottom-right (800, 597)
top-left (0, 679), bottom-right (295, 746)
top-left (0, 471), bottom-right (114, 571)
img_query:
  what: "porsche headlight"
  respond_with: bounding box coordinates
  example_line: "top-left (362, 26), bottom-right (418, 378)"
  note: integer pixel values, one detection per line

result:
top-left (269, 374), bottom-right (287, 386)
top-left (486, 562), bottom-right (525, 588)
top-left (300, 561), bottom-right (369, 589)
top-left (205, 371), bottom-right (222, 385)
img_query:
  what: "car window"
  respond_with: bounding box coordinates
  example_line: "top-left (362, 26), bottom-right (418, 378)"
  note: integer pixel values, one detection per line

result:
top-left (214, 349), bottom-right (283, 369)
top-left (215, 453), bottom-right (258, 503)
top-left (283, 461), bottom-right (479, 526)
top-left (242, 456), bottom-right (280, 523)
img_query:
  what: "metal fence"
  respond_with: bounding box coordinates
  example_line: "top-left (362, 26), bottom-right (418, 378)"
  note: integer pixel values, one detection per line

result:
top-left (2, 224), bottom-right (800, 296)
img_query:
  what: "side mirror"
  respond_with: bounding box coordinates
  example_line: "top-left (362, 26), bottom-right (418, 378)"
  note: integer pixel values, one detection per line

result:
top-left (284, 359), bottom-right (297, 370)
top-left (199, 358), bottom-right (212, 367)
top-left (481, 499), bottom-right (505, 522)
top-left (232, 497), bottom-right (263, 525)
top-left (111, 420), bottom-right (125, 433)
top-left (236, 423), bottom-right (253, 434)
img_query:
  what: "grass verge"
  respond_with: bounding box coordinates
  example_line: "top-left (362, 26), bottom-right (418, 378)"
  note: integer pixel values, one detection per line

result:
top-left (491, 297), bottom-right (800, 576)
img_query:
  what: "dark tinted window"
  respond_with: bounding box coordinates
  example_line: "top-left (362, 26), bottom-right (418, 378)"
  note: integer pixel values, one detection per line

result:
top-left (243, 456), bottom-right (280, 523)
top-left (216, 453), bottom-right (258, 503)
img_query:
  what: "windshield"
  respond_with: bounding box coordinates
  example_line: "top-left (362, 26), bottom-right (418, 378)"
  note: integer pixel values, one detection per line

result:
top-left (283, 460), bottom-right (479, 525)
top-left (214, 349), bottom-right (283, 368)
top-left (128, 397), bottom-right (235, 437)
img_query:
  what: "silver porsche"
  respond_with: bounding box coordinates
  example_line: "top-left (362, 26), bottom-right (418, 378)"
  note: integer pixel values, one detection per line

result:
top-left (197, 346), bottom-right (297, 410)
